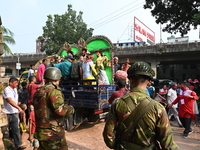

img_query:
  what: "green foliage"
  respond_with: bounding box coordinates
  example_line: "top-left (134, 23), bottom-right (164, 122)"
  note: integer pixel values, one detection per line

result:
top-left (144, 0), bottom-right (200, 36)
top-left (39, 4), bottom-right (94, 55)
top-left (157, 47), bottom-right (165, 54)
top-left (1, 26), bottom-right (15, 55)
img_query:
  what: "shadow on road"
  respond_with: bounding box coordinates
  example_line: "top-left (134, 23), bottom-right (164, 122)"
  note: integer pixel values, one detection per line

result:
top-left (68, 141), bottom-right (92, 150)
top-left (67, 119), bottom-right (105, 133)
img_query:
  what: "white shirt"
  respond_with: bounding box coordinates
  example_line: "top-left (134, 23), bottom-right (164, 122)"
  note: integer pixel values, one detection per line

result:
top-left (82, 61), bottom-right (94, 79)
top-left (167, 88), bottom-right (178, 108)
top-left (2, 86), bottom-right (19, 114)
top-left (28, 69), bottom-right (34, 78)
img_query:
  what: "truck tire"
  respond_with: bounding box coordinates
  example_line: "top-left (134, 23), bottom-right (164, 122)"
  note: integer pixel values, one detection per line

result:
top-left (87, 114), bottom-right (100, 122)
top-left (65, 114), bottom-right (75, 131)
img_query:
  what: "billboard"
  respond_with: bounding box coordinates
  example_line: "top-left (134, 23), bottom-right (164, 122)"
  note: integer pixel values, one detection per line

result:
top-left (167, 36), bottom-right (189, 44)
top-left (134, 17), bottom-right (155, 45)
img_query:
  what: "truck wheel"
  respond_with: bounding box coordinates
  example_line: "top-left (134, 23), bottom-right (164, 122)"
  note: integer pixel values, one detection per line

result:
top-left (65, 114), bottom-right (75, 131)
top-left (87, 114), bottom-right (100, 122)
top-left (73, 124), bottom-right (81, 130)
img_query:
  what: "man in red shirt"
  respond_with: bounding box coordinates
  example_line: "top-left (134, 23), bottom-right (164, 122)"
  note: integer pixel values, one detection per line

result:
top-left (36, 59), bottom-right (48, 83)
top-left (108, 79), bottom-right (129, 104)
top-left (169, 82), bottom-right (199, 138)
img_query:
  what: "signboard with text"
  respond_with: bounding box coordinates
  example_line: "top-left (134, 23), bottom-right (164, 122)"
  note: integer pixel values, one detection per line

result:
top-left (16, 63), bottom-right (21, 69)
top-left (134, 17), bottom-right (155, 45)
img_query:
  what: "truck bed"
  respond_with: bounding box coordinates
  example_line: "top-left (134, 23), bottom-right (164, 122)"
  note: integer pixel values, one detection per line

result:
top-left (60, 79), bottom-right (116, 109)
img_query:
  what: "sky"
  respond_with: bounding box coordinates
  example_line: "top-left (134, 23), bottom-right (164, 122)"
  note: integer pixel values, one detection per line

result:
top-left (0, 0), bottom-right (199, 54)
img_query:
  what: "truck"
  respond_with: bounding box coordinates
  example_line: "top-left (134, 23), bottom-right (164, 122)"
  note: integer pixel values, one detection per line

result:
top-left (61, 80), bottom-right (116, 130)
top-left (18, 35), bottom-right (117, 130)
top-left (57, 35), bottom-right (116, 130)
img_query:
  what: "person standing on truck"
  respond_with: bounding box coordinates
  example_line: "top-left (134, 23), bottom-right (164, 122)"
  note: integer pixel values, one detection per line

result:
top-left (71, 55), bottom-right (83, 83)
top-left (82, 54), bottom-right (99, 85)
top-left (114, 56), bottom-right (120, 73)
top-left (81, 48), bottom-right (90, 61)
top-left (103, 61), bottom-right (178, 150)
top-left (36, 59), bottom-right (48, 83)
top-left (48, 55), bottom-right (60, 67)
top-left (33, 67), bottom-right (74, 150)
top-left (95, 51), bottom-right (109, 84)
top-left (54, 55), bottom-right (74, 81)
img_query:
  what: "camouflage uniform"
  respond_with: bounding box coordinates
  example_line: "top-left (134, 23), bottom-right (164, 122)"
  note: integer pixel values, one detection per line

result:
top-left (33, 82), bottom-right (74, 150)
top-left (103, 61), bottom-right (178, 150)
top-left (103, 87), bottom-right (179, 150)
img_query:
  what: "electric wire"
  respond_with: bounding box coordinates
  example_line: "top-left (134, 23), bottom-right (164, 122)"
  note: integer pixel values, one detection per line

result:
top-left (92, 4), bottom-right (143, 29)
top-left (89, 0), bottom-right (140, 26)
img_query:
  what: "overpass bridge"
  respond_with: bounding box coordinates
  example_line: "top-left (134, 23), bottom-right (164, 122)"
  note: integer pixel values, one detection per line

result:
top-left (1, 42), bottom-right (200, 82)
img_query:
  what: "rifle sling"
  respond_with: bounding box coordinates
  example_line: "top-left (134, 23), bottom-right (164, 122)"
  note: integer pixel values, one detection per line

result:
top-left (116, 96), bottom-right (156, 144)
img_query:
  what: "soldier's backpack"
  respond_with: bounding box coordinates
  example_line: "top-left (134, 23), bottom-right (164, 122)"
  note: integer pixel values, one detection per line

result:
top-left (116, 95), bottom-right (157, 150)
top-left (33, 85), bottom-right (60, 128)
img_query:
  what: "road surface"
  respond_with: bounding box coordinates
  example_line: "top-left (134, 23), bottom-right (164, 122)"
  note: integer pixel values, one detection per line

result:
top-left (22, 120), bottom-right (200, 150)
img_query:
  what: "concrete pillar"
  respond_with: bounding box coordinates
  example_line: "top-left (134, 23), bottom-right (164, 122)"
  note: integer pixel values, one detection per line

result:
top-left (150, 60), bottom-right (158, 79)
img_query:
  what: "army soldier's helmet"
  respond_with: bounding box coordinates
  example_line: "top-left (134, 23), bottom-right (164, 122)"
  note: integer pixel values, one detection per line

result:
top-left (127, 61), bottom-right (155, 79)
top-left (44, 67), bottom-right (62, 80)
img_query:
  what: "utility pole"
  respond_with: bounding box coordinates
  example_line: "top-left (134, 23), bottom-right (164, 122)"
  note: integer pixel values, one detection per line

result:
top-left (0, 16), bottom-right (3, 55)
top-left (160, 23), bottom-right (163, 45)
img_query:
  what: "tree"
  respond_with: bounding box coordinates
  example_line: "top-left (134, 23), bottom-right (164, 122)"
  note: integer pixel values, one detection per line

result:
top-left (39, 4), bottom-right (94, 55)
top-left (144, 0), bottom-right (200, 36)
top-left (1, 26), bottom-right (15, 55)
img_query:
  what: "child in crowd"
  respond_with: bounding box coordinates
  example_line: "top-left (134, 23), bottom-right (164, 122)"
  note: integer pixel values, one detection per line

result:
top-left (19, 104), bottom-right (27, 146)
top-left (28, 105), bottom-right (39, 150)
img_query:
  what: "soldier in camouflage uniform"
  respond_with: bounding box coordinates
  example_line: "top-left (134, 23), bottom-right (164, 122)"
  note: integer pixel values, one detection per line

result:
top-left (103, 61), bottom-right (179, 150)
top-left (33, 67), bottom-right (74, 150)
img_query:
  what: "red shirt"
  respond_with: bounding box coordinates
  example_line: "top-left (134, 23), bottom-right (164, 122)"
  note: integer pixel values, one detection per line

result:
top-left (172, 89), bottom-right (199, 119)
top-left (28, 84), bottom-right (40, 105)
top-left (37, 63), bottom-right (46, 82)
top-left (29, 110), bottom-right (36, 134)
top-left (121, 64), bottom-right (131, 72)
top-left (108, 88), bottom-right (129, 104)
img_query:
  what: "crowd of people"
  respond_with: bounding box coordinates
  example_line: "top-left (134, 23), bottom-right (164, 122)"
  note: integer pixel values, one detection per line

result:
top-left (1, 47), bottom-right (200, 149)
top-left (1, 75), bottom-right (44, 150)
top-left (145, 78), bottom-right (200, 138)
top-left (35, 49), bottom-right (114, 86)
top-left (1, 67), bottom-right (74, 149)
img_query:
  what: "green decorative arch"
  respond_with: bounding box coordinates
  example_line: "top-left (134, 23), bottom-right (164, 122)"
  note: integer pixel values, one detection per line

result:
top-left (57, 44), bottom-right (81, 58)
top-left (86, 35), bottom-right (114, 84)
top-left (56, 35), bottom-right (115, 84)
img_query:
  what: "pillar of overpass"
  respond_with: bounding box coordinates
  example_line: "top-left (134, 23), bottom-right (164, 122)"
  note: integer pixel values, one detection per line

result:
top-left (150, 60), bottom-right (157, 79)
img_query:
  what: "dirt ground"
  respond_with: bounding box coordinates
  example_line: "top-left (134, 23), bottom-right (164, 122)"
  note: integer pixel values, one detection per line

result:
top-left (22, 120), bottom-right (200, 150)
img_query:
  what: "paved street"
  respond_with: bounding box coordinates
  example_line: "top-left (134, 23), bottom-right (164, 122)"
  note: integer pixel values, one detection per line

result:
top-left (170, 121), bottom-right (200, 150)
top-left (20, 120), bottom-right (200, 150)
